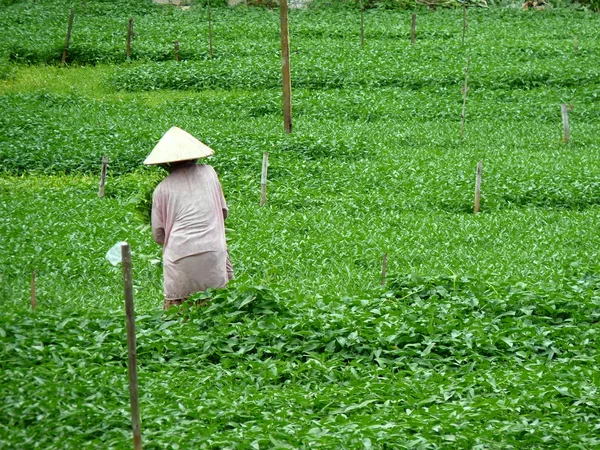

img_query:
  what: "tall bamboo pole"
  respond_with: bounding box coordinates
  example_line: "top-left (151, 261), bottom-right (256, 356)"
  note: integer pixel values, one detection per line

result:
top-left (208, 0), bottom-right (213, 59)
top-left (126, 18), bottom-right (134, 61)
top-left (61, 8), bottom-right (75, 65)
top-left (121, 243), bottom-right (142, 450)
top-left (280, 0), bottom-right (292, 133)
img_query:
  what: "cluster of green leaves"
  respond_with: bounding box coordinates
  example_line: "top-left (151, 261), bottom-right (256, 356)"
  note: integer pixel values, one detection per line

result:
top-left (1, 275), bottom-right (598, 448)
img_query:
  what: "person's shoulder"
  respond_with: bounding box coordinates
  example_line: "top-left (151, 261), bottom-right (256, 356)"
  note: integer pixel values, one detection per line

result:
top-left (197, 164), bottom-right (218, 176)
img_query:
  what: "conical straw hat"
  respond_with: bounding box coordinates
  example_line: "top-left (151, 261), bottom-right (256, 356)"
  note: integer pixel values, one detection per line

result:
top-left (144, 127), bottom-right (214, 165)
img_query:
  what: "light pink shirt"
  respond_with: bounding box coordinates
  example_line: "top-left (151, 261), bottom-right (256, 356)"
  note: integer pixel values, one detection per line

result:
top-left (151, 164), bottom-right (228, 262)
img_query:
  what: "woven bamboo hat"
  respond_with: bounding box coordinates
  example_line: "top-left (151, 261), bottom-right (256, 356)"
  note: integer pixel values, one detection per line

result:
top-left (144, 127), bottom-right (214, 165)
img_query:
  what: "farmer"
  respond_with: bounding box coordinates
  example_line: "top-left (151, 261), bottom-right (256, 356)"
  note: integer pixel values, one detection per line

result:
top-left (144, 126), bottom-right (233, 310)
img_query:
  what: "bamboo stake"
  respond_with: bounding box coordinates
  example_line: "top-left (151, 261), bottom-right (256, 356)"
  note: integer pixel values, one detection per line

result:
top-left (207, 0), bottom-right (213, 59)
top-left (31, 270), bottom-right (37, 311)
top-left (462, 4), bottom-right (467, 46)
top-left (461, 56), bottom-right (470, 139)
top-left (561, 103), bottom-right (570, 143)
top-left (126, 18), bottom-right (134, 61)
top-left (121, 243), bottom-right (142, 450)
top-left (474, 161), bottom-right (483, 214)
top-left (411, 13), bottom-right (416, 45)
top-left (61, 8), bottom-right (75, 66)
top-left (360, 0), bottom-right (365, 48)
top-left (98, 156), bottom-right (108, 198)
top-left (260, 152), bottom-right (269, 206)
top-left (280, 0), bottom-right (292, 134)
top-left (381, 253), bottom-right (387, 286)
top-left (174, 40), bottom-right (180, 61)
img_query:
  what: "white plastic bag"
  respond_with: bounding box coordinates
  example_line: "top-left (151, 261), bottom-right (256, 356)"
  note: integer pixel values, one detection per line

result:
top-left (105, 241), bottom-right (128, 266)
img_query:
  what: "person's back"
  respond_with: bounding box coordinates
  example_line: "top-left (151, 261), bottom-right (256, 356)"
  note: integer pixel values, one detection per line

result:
top-left (152, 163), bottom-right (228, 263)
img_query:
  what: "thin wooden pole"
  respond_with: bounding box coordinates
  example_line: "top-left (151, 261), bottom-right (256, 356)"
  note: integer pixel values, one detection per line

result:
top-left (98, 156), bottom-right (108, 198)
top-left (126, 18), bottom-right (134, 61)
top-left (61, 8), bottom-right (75, 66)
top-left (561, 103), bottom-right (570, 143)
top-left (381, 253), bottom-right (387, 286)
top-left (360, 0), bottom-right (365, 48)
top-left (410, 13), bottom-right (416, 45)
top-left (462, 4), bottom-right (467, 46)
top-left (280, 0), bottom-right (292, 134)
top-left (31, 270), bottom-right (37, 311)
top-left (207, 0), bottom-right (213, 59)
top-left (174, 40), bottom-right (180, 61)
top-left (260, 152), bottom-right (269, 206)
top-left (461, 56), bottom-right (470, 139)
top-left (121, 243), bottom-right (142, 450)
top-left (474, 161), bottom-right (483, 214)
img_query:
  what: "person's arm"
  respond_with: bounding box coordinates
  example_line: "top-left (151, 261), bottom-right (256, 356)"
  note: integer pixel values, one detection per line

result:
top-left (215, 170), bottom-right (229, 220)
top-left (151, 190), bottom-right (165, 245)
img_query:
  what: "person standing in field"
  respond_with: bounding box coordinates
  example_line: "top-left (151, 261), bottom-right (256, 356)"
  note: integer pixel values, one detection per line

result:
top-left (144, 126), bottom-right (233, 310)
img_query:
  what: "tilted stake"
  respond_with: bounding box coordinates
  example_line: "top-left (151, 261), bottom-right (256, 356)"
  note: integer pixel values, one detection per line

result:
top-left (381, 253), bottom-right (388, 286)
top-left (121, 243), bottom-right (142, 450)
top-left (411, 14), bottom-right (416, 45)
top-left (461, 56), bottom-right (470, 139)
top-left (98, 156), bottom-right (108, 198)
top-left (61, 8), bottom-right (75, 66)
top-left (260, 152), bottom-right (269, 206)
top-left (280, 0), bottom-right (292, 133)
top-left (474, 161), bottom-right (483, 214)
top-left (561, 103), bottom-right (570, 143)
top-left (462, 4), bottom-right (467, 46)
top-left (360, 0), bottom-right (365, 48)
top-left (31, 270), bottom-right (37, 311)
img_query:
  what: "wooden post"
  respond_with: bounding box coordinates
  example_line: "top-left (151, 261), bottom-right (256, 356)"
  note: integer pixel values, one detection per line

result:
top-left (207, 0), bottom-right (213, 59)
top-left (174, 40), bottom-right (180, 61)
top-left (280, 0), bottom-right (292, 134)
top-left (462, 4), bottom-right (467, 46)
top-left (260, 152), bottom-right (269, 206)
top-left (98, 156), bottom-right (108, 198)
top-left (360, 0), bottom-right (365, 48)
top-left (61, 8), bottom-right (75, 66)
top-left (126, 18), bottom-right (134, 61)
top-left (561, 103), bottom-right (570, 143)
top-left (410, 13), bottom-right (416, 45)
top-left (121, 243), bottom-right (142, 450)
top-left (474, 161), bottom-right (483, 214)
top-left (461, 56), bottom-right (470, 139)
top-left (31, 270), bottom-right (37, 311)
top-left (381, 253), bottom-right (387, 286)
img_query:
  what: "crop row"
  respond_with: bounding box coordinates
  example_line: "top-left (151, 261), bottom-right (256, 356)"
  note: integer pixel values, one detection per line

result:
top-left (1, 2), bottom-right (599, 65)
top-left (1, 274), bottom-right (598, 447)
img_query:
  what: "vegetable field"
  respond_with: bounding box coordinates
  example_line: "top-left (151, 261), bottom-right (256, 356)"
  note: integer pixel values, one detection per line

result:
top-left (1, 0), bottom-right (599, 448)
